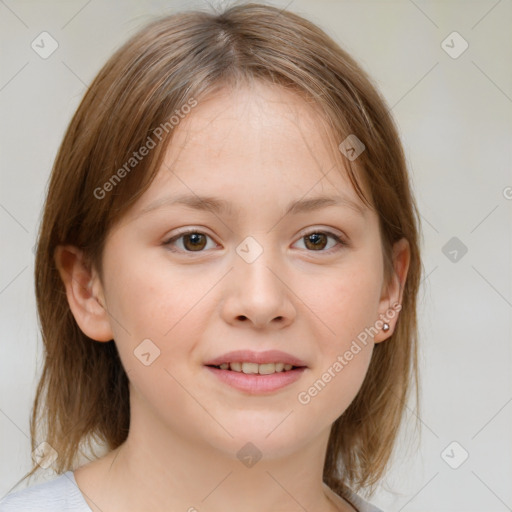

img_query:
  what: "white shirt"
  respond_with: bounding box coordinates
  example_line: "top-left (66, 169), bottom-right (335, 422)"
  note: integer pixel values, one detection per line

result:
top-left (0, 470), bottom-right (384, 512)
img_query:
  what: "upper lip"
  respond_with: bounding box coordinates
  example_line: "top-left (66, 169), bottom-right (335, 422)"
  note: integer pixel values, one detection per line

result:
top-left (204, 350), bottom-right (308, 367)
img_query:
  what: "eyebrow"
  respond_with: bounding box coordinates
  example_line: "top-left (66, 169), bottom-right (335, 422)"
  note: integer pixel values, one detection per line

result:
top-left (139, 193), bottom-right (366, 218)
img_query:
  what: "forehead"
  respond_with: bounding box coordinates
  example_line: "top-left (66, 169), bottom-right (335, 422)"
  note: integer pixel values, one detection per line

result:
top-left (170, 82), bottom-right (338, 165)
top-left (129, 81), bottom-right (371, 221)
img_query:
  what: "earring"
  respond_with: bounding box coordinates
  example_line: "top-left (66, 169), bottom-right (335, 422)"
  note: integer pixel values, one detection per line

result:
top-left (382, 322), bottom-right (390, 332)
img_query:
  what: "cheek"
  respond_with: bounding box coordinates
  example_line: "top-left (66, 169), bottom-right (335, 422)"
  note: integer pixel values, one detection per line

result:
top-left (295, 345), bottom-right (373, 429)
top-left (101, 255), bottom-right (215, 435)
top-left (103, 243), bottom-right (186, 331)
top-left (301, 251), bottom-right (383, 351)
top-left (291, 252), bottom-right (381, 419)
top-left (294, 275), bottom-right (379, 423)
top-left (102, 249), bottom-right (218, 371)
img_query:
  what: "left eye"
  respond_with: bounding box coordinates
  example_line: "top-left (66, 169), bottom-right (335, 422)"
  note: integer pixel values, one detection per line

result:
top-left (293, 230), bottom-right (346, 252)
top-left (163, 229), bottom-right (345, 254)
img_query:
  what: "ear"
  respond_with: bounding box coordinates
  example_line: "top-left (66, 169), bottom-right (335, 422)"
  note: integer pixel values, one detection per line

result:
top-left (54, 245), bottom-right (114, 342)
top-left (374, 237), bottom-right (410, 343)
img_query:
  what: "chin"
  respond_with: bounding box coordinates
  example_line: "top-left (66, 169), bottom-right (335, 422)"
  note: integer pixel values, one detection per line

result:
top-left (202, 418), bottom-right (318, 461)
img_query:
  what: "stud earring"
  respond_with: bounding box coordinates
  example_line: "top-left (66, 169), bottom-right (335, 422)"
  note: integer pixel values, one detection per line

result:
top-left (382, 322), bottom-right (390, 332)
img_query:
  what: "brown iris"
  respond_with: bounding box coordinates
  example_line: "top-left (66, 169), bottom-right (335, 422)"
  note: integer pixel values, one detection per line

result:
top-left (303, 232), bottom-right (328, 251)
top-left (182, 233), bottom-right (207, 251)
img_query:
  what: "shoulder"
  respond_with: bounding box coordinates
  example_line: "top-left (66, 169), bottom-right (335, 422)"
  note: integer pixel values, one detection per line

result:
top-left (344, 488), bottom-right (384, 512)
top-left (324, 482), bottom-right (384, 512)
top-left (0, 471), bottom-right (91, 512)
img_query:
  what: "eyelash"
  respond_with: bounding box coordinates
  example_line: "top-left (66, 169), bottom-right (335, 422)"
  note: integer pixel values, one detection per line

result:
top-left (163, 228), bottom-right (347, 256)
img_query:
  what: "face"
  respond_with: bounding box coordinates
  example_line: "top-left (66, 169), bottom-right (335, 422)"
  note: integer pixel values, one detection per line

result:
top-left (63, 81), bottom-right (407, 460)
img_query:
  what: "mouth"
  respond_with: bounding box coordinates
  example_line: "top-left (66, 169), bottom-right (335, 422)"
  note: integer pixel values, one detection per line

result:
top-left (203, 350), bottom-right (308, 393)
top-left (204, 360), bottom-right (308, 394)
top-left (205, 362), bottom-right (306, 374)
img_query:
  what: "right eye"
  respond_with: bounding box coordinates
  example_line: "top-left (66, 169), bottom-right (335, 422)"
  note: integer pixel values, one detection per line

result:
top-left (163, 229), bottom-right (218, 254)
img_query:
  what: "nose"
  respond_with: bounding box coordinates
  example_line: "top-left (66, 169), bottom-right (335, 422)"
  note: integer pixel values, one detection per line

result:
top-left (220, 243), bottom-right (296, 330)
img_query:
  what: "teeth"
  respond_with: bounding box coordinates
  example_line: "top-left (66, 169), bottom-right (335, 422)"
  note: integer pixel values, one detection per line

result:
top-left (217, 362), bottom-right (298, 374)
top-left (242, 362), bottom-right (259, 374)
top-left (258, 363), bottom-right (276, 375)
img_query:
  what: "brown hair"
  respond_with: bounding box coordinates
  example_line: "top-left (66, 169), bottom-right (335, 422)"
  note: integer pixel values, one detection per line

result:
top-left (18, 1), bottom-right (422, 499)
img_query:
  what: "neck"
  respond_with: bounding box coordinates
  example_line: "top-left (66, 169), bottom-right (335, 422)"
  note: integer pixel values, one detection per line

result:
top-left (74, 385), bottom-right (352, 512)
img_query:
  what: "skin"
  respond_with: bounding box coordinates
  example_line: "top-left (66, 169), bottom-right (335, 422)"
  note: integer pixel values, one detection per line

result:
top-left (55, 81), bottom-right (410, 512)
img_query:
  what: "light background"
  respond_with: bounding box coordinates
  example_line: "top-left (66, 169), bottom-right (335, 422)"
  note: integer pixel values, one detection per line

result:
top-left (0, 1), bottom-right (511, 511)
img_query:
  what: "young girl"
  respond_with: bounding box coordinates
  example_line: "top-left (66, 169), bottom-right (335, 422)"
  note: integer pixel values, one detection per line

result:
top-left (0, 3), bottom-right (422, 511)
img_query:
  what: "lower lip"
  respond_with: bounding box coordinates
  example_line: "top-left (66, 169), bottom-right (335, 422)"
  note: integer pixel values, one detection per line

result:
top-left (205, 366), bottom-right (307, 394)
